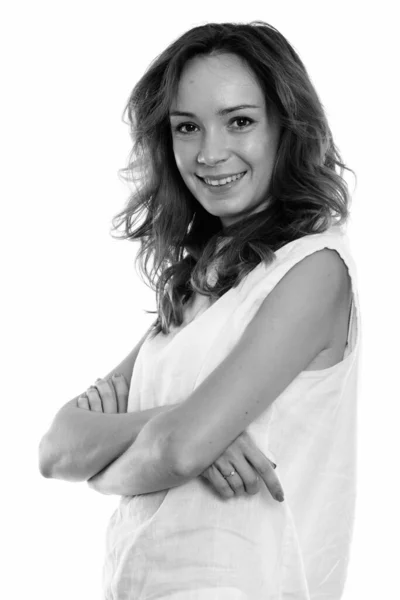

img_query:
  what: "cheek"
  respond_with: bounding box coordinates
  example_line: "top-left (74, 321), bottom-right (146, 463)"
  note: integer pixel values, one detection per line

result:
top-left (173, 145), bottom-right (192, 175)
top-left (246, 135), bottom-right (272, 163)
top-left (172, 146), bottom-right (182, 170)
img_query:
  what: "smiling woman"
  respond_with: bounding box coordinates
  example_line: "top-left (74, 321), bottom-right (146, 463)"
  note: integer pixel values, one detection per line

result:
top-left (169, 54), bottom-right (281, 228)
top-left (38, 19), bottom-right (360, 600)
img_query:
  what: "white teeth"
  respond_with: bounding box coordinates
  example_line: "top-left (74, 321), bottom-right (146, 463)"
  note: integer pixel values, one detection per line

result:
top-left (203, 172), bottom-right (245, 186)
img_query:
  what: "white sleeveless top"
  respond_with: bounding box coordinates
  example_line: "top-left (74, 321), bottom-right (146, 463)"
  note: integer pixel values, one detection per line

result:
top-left (103, 223), bottom-right (361, 600)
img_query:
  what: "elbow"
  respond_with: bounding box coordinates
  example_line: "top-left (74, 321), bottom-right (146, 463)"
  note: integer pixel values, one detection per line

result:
top-left (138, 415), bottom-right (196, 479)
top-left (39, 462), bottom-right (52, 479)
top-left (38, 435), bottom-right (85, 482)
top-left (38, 436), bottom-right (57, 479)
top-left (167, 439), bottom-right (197, 478)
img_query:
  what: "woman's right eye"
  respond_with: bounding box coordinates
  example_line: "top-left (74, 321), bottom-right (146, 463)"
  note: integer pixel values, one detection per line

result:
top-left (174, 123), bottom-right (197, 134)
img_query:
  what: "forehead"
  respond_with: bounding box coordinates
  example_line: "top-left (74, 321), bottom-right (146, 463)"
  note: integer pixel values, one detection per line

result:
top-left (171, 53), bottom-right (264, 111)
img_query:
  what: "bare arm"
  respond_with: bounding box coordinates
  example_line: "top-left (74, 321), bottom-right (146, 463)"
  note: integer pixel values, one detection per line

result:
top-left (85, 388), bottom-right (281, 500)
top-left (87, 409), bottom-right (284, 502)
top-left (39, 400), bottom-right (179, 482)
top-left (38, 321), bottom-right (179, 482)
top-left (39, 322), bottom-right (282, 501)
top-left (87, 411), bottom-right (191, 496)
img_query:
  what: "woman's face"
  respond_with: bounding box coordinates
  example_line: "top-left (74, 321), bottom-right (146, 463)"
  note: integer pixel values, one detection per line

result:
top-left (169, 53), bottom-right (281, 229)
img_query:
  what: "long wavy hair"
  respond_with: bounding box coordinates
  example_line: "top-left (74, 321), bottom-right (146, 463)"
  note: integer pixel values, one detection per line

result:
top-left (110, 20), bottom-right (356, 338)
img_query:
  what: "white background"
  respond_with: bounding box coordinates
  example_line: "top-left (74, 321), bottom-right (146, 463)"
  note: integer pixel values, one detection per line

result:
top-left (2, 1), bottom-right (399, 598)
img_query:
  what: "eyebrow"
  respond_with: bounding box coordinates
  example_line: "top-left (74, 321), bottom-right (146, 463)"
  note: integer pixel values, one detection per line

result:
top-left (169, 104), bottom-right (261, 118)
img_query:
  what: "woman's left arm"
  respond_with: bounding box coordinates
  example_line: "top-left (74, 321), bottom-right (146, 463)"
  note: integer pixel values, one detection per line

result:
top-left (89, 248), bottom-right (350, 496)
top-left (87, 410), bottom-right (193, 495)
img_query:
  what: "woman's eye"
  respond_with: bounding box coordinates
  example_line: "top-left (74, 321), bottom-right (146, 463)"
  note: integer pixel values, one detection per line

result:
top-left (233, 117), bottom-right (254, 129)
top-left (175, 123), bottom-right (197, 134)
top-left (174, 117), bottom-right (254, 135)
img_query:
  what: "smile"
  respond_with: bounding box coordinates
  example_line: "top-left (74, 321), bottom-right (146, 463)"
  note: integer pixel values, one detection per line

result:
top-left (197, 171), bottom-right (247, 191)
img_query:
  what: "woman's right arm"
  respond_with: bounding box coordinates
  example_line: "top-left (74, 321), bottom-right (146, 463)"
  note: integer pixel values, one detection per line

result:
top-left (38, 322), bottom-right (178, 483)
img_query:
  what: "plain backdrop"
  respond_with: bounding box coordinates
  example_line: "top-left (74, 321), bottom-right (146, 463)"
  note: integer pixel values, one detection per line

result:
top-left (1, 1), bottom-right (399, 598)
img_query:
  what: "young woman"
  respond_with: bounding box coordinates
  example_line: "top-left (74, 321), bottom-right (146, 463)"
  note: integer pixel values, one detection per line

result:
top-left (39, 21), bottom-right (360, 599)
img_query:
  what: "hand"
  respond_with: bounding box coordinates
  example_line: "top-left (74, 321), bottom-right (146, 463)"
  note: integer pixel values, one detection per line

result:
top-left (200, 430), bottom-right (284, 502)
top-left (77, 373), bottom-right (129, 414)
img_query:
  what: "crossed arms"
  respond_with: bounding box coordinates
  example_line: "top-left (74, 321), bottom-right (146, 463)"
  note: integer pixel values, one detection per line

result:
top-left (39, 249), bottom-right (349, 499)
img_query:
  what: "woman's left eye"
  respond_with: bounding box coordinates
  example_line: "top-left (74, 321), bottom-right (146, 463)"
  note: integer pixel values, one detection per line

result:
top-left (233, 117), bottom-right (254, 129)
top-left (231, 117), bottom-right (254, 129)
top-left (174, 117), bottom-right (254, 135)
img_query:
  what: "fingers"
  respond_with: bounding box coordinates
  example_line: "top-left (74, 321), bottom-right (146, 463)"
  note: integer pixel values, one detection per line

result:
top-left (202, 459), bottom-right (260, 500)
top-left (77, 395), bottom-right (90, 410)
top-left (214, 456), bottom-right (260, 496)
top-left (76, 374), bottom-right (129, 414)
top-left (85, 386), bottom-right (103, 412)
top-left (111, 374), bottom-right (129, 413)
top-left (236, 459), bottom-right (261, 496)
top-left (223, 471), bottom-right (246, 497)
top-left (94, 378), bottom-right (118, 413)
top-left (202, 465), bottom-right (235, 499)
top-left (247, 453), bottom-right (284, 502)
top-left (238, 433), bottom-right (284, 502)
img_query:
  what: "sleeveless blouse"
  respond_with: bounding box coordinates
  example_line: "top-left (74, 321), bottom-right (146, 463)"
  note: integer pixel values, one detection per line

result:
top-left (103, 223), bottom-right (361, 600)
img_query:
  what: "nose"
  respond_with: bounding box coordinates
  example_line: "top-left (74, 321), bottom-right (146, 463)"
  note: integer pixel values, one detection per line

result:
top-left (198, 130), bottom-right (230, 166)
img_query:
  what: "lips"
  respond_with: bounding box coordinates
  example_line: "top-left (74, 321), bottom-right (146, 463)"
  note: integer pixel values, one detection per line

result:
top-left (196, 171), bottom-right (247, 183)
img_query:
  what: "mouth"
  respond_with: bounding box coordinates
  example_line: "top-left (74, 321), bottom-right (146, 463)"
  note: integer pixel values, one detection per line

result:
top-left (196, 171), bottom-right (248, 191)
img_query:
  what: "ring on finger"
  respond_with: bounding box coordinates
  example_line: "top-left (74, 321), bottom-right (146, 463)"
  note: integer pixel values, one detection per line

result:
top-left (222, 469), bottom-right (237, 479)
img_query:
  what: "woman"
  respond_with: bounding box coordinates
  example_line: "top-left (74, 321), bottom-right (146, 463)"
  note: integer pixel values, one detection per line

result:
top-left (39, 21), bottom-right (360, 599)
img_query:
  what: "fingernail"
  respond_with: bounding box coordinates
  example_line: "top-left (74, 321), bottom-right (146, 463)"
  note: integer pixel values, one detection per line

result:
top-left (276, 492), bottom-right (285, 502)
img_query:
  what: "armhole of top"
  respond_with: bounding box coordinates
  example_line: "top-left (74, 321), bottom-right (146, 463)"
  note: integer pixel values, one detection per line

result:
top-left (297, 241), bottom-right (361, 374)
top-left (262, 235), bottom-right (361, 376)
top-left (326, 244), bottom-right (360, 360)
